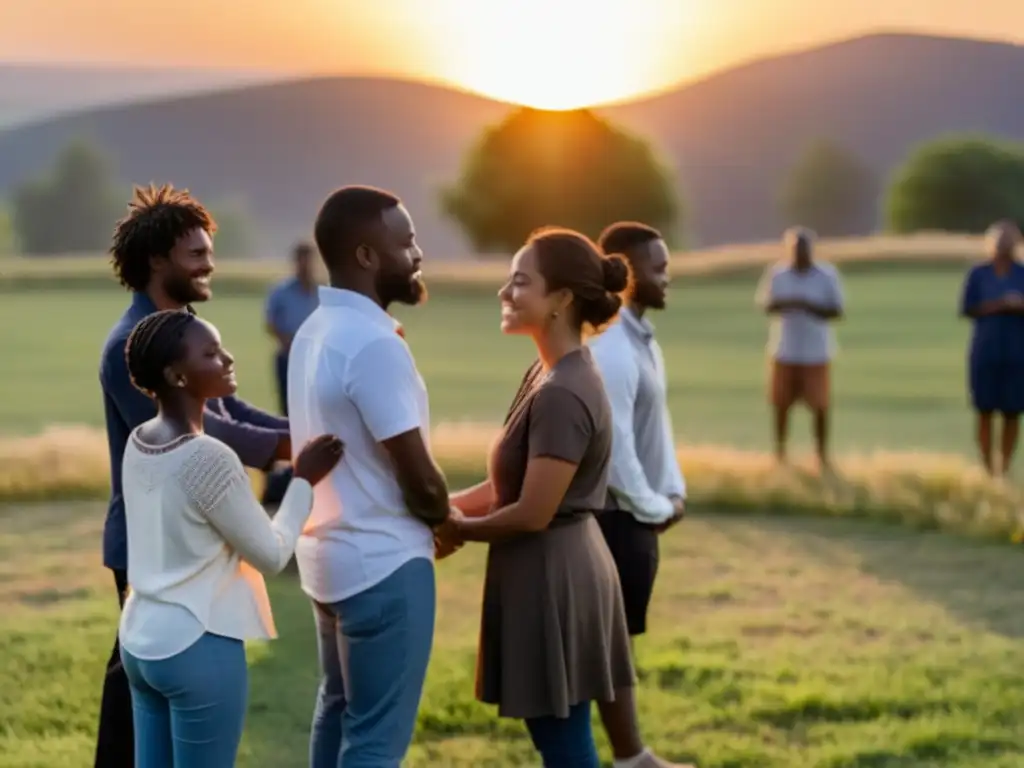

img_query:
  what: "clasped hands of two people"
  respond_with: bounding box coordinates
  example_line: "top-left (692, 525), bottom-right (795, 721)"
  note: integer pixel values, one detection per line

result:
top-left (431, 495), bottom-right (686, 561)
top-left (290, 437), bottom-right (686, 561)
top-left (292, 436), bottom-right (466, 560)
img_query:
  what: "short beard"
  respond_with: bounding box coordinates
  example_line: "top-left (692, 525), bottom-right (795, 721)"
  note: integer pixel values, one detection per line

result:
top-left (163, 274), bottom-right (208, 306)
top-left (632, 281), bottom-right (665, 311)
top-left (379, 273), bottom-right (427, 309)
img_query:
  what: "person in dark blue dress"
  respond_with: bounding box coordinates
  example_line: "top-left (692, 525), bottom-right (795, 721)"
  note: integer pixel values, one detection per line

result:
top-left (959, 220), bottom-right (1024, 475)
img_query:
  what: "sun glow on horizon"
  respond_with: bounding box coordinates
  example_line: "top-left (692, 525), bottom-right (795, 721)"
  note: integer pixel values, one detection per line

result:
top-left (432, 0), bottom-right (707, 110)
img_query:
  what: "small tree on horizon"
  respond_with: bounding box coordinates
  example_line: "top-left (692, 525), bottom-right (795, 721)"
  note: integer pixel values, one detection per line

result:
top-left (780, 139), bottom-right (877, 237)
top-left (439, 107), bottom-right (681, 254)
top-left (0, 203), bottom-right (15, 255)
top-left (12, 140), bottom-right (125, 255)
top-left (207, 197), bottom-right (257, 258)
top-left (885, 135), bottom-right (1024, 234)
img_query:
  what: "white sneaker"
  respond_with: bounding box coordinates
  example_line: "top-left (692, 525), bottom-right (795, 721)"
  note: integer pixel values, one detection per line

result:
top-left (635, 752), bottom-right (696, 768)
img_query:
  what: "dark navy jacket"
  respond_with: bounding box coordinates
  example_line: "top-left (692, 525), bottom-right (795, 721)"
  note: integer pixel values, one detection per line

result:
top-left (98, 292), bottom-right (289, 571)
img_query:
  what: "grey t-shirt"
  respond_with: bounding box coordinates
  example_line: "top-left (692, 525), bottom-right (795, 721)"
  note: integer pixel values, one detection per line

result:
top-left (756, 262), bottom-right (844, 364)
top-left (490, 348), bottom-right (612, 522)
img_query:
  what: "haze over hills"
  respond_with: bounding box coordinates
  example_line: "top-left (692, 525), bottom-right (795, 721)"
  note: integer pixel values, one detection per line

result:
top-left (0, 64), bottom-right (279, 128)
top-left (607, 32), bottom-right (1024, 247)
top-left (2, 33), bottom-right (1023, 256)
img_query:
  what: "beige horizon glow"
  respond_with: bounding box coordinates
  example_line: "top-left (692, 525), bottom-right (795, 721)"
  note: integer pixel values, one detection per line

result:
top-left (3, 0), bottom-right (1024, 109)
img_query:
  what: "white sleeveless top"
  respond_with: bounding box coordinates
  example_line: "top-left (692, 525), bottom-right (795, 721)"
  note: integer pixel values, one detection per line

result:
top-left (119, 431), bottom-right (313, 660)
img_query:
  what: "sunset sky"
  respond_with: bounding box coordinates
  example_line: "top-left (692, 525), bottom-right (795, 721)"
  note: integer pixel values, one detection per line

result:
top-left (4, 0), bottom-right (1024, 109)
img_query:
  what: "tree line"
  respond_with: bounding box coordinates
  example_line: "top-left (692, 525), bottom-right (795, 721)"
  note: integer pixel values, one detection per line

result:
top-left (0, 142), bottom-right (256, 257)
top-left (3, 110), bottom-right (1024, 257)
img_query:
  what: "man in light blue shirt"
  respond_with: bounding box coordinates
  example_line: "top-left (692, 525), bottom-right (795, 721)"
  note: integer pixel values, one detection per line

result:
top-left (590, 222), bottom-right (686, 640)
top-left (265, 241), bottom-right (320, 415)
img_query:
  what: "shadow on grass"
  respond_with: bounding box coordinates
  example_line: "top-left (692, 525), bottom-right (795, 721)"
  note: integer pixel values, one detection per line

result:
top-left (239, 508), bottom-right (1024, 767)
top-left (701, 511), bottom-right (1024, 640)
top-left (237, 573), bottom-right (320, 767)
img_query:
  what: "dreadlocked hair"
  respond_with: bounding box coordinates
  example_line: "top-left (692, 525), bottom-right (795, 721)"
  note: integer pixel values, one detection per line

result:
top-left (110, 183), bottom-right (217, 292)
top-left (125, 309), bottom-right (198, 397)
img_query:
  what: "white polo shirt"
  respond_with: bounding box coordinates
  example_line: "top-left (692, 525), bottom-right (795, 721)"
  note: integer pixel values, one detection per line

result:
top-left (287, 287), bottom-right (434, 604)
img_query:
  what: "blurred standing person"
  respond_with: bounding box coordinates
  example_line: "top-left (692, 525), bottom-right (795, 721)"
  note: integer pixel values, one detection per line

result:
top-left (755, 228), bottom-right (844, 468)
top-left (265, 241), bottom-right (320, 416)
top-left (959, 220), bottom-right (1024, 476)
top-left (262, 242), bottom-right (319, 506)
top-left (96, 184), bottom-right (292, 768)
top-left (589, 222), bottom-right (685, 644)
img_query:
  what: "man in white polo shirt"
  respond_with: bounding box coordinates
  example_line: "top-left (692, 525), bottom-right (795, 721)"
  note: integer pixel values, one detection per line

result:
top-left (755, 227), bottom-right (845, 468)
top-left (287, 186), bottom-right (453, 768)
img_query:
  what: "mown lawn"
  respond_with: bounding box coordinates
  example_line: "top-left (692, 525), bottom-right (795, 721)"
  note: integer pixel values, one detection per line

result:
top-left (0, 264), bottom-right (976, 457)
top-left (2, 501), bottom-right (1022, 767)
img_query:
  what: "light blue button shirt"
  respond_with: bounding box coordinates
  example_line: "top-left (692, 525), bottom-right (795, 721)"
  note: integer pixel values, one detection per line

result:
top-left (589, 308), bottom-right (686, 524)
top-left (265, 277), bottom-right (320, 340)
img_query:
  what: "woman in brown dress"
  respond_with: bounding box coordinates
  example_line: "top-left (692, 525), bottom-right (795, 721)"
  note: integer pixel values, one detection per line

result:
top-left (447, 228), bottom-right (689, 768)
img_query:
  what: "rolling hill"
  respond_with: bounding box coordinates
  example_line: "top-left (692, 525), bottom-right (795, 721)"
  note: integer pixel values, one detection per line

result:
top-left (0, 64), bottom-right (277, 128)
top-left (2, 33), bottom-right (1024, 256)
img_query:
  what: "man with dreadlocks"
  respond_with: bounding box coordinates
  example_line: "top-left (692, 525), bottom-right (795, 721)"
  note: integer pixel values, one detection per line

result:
top-left (94, 184), bottom-right (293, 768)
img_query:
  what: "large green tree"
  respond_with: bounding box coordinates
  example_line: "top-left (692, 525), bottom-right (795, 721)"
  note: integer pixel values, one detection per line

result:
top-left (885, 135), bottom-right (1024, 233)
top-left (12, 140), bottom-right (125, 255)
top-left (440, 108), bottom-right (681, 253)
top-left (780, 139), bottom-right (877, 237)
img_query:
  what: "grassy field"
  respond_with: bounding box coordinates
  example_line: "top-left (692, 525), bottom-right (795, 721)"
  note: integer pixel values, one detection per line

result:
top-left (3, 501), bottom-right (1024, 768)
top-left (5, 241), bottom-right (1024, 767)
top-left (0, 263), bottom-right (977, 455)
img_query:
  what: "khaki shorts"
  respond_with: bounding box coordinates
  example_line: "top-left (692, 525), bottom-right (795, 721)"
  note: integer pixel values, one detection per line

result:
top-left (770, 361), bottom-right (830, 411)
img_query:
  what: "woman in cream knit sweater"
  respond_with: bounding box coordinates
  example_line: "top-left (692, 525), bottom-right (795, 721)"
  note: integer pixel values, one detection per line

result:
top-left (119, 308), bottom-right (342, 768)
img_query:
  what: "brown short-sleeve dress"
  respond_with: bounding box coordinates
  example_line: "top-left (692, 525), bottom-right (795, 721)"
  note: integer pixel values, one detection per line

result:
top-left (476, 347), bottom-right (636, 720)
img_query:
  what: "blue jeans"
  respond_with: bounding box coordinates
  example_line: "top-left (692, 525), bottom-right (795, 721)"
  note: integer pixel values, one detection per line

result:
top-left (310, 557), bottom-right (436, 768)
top-left (121, 633), bottom-right (248, 768)
top-left (525, 702), bottom-right (601, 768)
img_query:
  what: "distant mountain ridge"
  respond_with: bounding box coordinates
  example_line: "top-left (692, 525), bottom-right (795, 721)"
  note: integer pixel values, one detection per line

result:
top-left (2, 33), bottom-right (1024, 256)
top-left (0, 64), bottom-right (279, 128)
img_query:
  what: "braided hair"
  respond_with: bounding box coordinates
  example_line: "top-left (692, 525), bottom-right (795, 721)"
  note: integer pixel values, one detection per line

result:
top-left (125, 308), bottom-right (198, 398)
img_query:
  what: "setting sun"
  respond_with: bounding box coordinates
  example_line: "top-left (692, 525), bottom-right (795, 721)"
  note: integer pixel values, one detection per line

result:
top-left (431, 0), bottom-right (707, 110)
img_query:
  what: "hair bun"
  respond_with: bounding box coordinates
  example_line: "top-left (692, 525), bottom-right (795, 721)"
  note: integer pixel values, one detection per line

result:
top-left (601, 254), bottom-right (630, 294)
top-left (578, 292), bottom-right (623, 330)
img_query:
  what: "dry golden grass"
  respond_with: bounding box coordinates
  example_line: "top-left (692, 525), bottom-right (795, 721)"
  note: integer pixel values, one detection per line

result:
top-left (4, 422), bottom-right (1022, 542)
top-left (0, 233), bottom-right (986, 288)
top-left (0, 426), bottom-right (112, 501)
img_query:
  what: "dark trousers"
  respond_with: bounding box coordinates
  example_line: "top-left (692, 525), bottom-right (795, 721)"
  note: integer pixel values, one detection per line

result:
top-left (94, 568), bottom-right (134, 767)
top-left (597, 510), bottom-right (660, 637)
top-left (262, 350), bottom-right (292, 507)
top-left (274, 350), bottom-right (289, 417)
